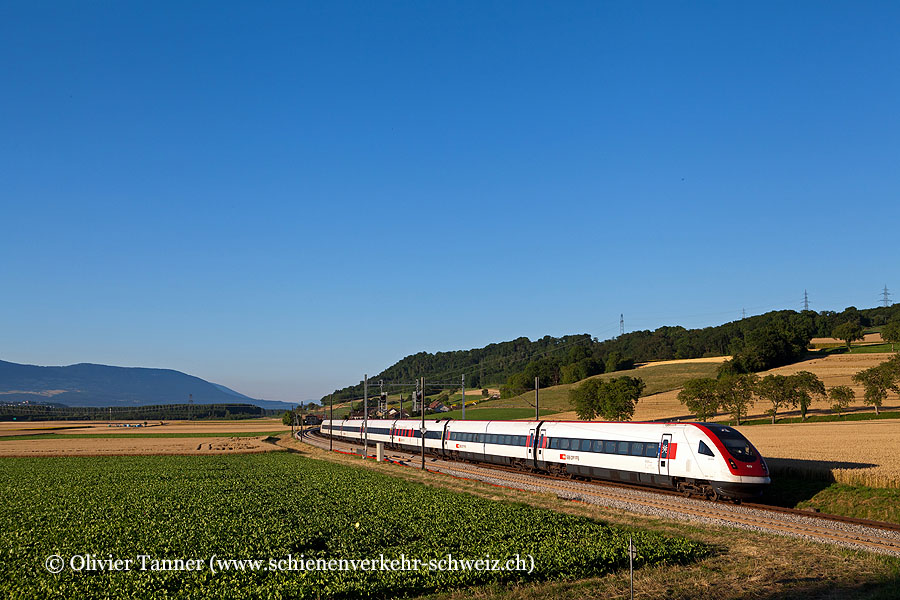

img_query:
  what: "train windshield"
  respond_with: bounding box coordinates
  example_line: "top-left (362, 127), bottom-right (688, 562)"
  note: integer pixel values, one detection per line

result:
top-left (705, 425), bottom-right (756, 462)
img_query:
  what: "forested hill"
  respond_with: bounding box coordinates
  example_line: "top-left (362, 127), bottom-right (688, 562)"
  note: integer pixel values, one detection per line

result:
top-left (324, 304), bottom-right (900, 402)
top-left (0, 360), bottom-right (294, 410)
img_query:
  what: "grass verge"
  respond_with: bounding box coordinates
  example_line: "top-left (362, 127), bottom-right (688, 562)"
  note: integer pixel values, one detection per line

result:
top-left (716, 410), bottom-right (900, 426)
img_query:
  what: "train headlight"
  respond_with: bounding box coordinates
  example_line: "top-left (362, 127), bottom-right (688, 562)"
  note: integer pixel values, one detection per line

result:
top-left (728, 458), bottom-right (737, 470)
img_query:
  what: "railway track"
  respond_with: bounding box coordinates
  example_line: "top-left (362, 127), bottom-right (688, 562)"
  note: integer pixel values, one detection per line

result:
top-left (297, 428), bottom-right (900, 556)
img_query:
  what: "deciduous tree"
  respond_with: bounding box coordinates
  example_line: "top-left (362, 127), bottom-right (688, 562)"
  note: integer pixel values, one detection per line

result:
top-left (569, 376), bottom-right (645, 421)
top-left (832, 321), bottom-right (864, 350)
top-left (790, 371), bottom-right (825, 420)
top-left (756, 374), bottom-right (794, 424)
top-left (716, 373), bottom-right (758, 425)
top-left (881, 321), bottom-right (900, 352)
top-left (851, 365), bottom-right (894, 415)
top-left (677, 378), bottom-right (719, 422)
top-left (599, 376), bottom-right (645, 421)
top-left (569, 379), bottom-right (602, 421)
top-left (828, 386), bottom-right (854, 416)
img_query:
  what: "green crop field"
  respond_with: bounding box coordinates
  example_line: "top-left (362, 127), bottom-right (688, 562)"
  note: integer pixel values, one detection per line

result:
top-left (0, 453), bottom-right (705, 599)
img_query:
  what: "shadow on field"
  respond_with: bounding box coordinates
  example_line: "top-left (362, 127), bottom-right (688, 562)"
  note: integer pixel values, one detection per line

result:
top-left (757, 477), bottom-right (834, 508)
top-left (767, 457), bottom-right (879, 478)
top-left (757, 458), bottom-right (878, 507)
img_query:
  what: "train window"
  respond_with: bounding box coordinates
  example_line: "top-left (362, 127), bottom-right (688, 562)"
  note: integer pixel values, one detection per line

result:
top-left (617, 441), bottom-right (630, 455)
top-left (698, 441), bottom-right (714, 457)
top-left (560, 438), bottom-right (570, 450)
top-left (722, 438), bottom-right (754, 461)
top-left (631, 442), bottom-right (644, 456)
top-left (592, 440), bottom-right (604, 452)
top-left (581, 439), bottom-right (593, 452)
top-left (645, 444), bottom-right (659, 458)
top-left (550, 438), bottom-right (558, 449)
top-left (605, 441), bottom-right (617, 453)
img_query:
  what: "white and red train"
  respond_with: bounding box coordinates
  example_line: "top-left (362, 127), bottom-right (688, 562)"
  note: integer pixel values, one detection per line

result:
top-left (321, 418), bottom-right (770, 500)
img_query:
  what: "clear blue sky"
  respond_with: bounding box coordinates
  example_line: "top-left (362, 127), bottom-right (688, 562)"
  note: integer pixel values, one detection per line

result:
top-left (2, 2), bottom-right (898, 402)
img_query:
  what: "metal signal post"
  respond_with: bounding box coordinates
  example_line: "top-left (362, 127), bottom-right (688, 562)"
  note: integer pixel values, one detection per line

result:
top-left (461, 373), bottom-right (465, 420)
top-left (363, 374), bottom-right (368, 458)
top-left (628, 534), bottom-right (636, 600)
top-left (420, 376), bottom-right (426, 470)
top-left (329, 394), bottom-right (333, 451)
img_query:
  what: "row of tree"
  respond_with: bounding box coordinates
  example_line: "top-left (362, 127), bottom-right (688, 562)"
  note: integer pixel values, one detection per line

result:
top-left (0, 403), bottom-right (270, 421)
top-left (679, 354), bottom-right (900, 424)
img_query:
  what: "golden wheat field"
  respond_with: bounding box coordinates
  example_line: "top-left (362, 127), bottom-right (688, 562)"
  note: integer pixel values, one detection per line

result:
top-left (0, 418), bottom-right (289, 457)
top-left (738, 419), bottom-right (900, 488)
top-left (623, 353), bottom-right (899, 423)
top-left (810, 332), bottom-right (884, 346)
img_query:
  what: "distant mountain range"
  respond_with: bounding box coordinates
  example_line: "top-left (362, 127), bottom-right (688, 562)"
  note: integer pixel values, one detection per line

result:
top-left (0, 360), bottom-right (298, 411)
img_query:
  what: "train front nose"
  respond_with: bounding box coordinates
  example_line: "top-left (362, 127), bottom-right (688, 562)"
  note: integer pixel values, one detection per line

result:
top-left (713, 477), bottom-right (771, 500)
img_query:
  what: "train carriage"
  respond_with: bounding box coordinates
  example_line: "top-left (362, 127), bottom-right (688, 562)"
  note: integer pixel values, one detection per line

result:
top-left (320, 417), bottom-right (769, 500)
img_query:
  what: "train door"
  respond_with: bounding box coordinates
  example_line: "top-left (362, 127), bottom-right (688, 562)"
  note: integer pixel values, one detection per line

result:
top-left (527, 428), bottom-right (535, 464)
top-left (440, 421), bottom-right (451, 457)
top-left (658, 433), bottom-right (672, 476)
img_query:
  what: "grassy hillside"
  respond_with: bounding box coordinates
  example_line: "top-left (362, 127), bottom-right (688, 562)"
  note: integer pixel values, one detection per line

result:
top-left (425, 360), bottom-right (723, 420)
